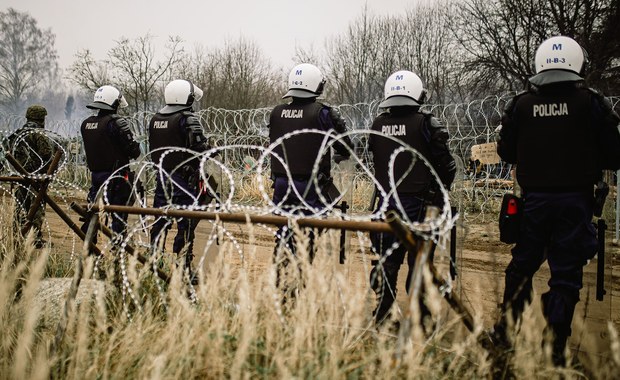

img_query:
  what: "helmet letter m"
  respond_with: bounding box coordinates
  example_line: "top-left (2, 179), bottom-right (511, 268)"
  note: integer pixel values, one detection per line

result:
top-left (552, 43), bottom-right (562, 50)
top-left (295, 69), bottom-right (303, 75)
top-left (395, 74), bottom-right (404, 80)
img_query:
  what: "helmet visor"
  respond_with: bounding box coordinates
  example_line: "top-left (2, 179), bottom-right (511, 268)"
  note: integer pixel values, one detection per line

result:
top-left (193, 85), bottom-right (203, 102)
top-left (119, 95), bottom-right (129, 109)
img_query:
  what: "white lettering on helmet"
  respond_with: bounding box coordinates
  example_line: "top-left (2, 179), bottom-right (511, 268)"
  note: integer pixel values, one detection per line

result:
top-left (381, 124), bottom-right (407, 136)
top-left (281, 109), bottom-right (304, 119)
top-left (532, 103), bottom-right (569, 117)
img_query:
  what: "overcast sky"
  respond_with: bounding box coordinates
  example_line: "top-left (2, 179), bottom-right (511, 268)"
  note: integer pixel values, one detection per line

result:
top-left (2, 0), bottom-right (418, 72)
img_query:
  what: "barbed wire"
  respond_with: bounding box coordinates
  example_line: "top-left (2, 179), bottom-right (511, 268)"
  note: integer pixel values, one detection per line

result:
top-left (1, 94), bottom-right (617, 216)
top-left (0, 94), bottom-right (616, 314)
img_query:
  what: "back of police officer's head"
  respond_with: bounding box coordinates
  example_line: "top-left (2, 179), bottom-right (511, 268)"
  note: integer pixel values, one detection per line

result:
top-left (282, 63), bottom-right (326, 100)
top-left (159, 79), bottom-right (203, 114)
top-left (379, 70), bottom-right (427, 110)
top-left (530, 36), bottom-right (588, 86)
top-left (25, 104), bottom-right (47, 127)
top-left (87, 85), bottom-right (128, 114)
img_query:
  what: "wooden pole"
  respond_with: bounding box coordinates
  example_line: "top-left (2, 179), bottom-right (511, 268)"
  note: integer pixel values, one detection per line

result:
top-left (0, 176), bottom-right (30, 183)
top-left (70, 202), bottom-right (171, 284)
top-left (76, 203), bottom-right (394, 234)
top-left (386, 209), bottom-right (491, 360)
top-left (21, 149), bottom-right (64, 235)
top-left (5, 152), bottom-right (103, 256)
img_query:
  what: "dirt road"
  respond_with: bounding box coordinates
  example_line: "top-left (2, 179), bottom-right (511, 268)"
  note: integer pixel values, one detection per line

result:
top-left (35, 203), bottom-right (620, 363)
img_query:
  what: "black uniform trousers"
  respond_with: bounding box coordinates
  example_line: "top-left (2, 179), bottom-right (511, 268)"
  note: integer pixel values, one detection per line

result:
top-left (369, 194), bottom-right (427, 324)
top-left (81, 171), bottom-right (132, 244)
top-left (500, 190), bottom-right (597, 360)
top-left (150, 172), bottom-right (200, 260)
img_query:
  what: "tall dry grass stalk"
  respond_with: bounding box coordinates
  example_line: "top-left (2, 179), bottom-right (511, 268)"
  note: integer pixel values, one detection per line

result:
top-left (0, 216), bottom-right (619, 379)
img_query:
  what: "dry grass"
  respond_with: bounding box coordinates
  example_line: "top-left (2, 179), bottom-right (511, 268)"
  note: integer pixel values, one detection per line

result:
top-left (1, 213), bottom-right (619, 379)
top-left (2, 144), bottom-right (618, 378)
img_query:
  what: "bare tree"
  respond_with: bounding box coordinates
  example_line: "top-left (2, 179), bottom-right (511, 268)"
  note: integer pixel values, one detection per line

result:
top-left (323, 8), bottom-right (388, 104)
top-left (178, 38), bottom-right (284, 110)
top-left (402, 1), bottom-right (464, 104)
top-left (110, 35), bottom-right (184, 112)
top-left (66, 49), bottom-right (110, 93)
top-left (455, 0), bottom-right (620, 95)
top-left (0, 8), bottom-right (59, 114)
top-left (548, 0), bottom-right (620, 94)
top-left (68, 34), bottom-right (184, 113)
top-left (452, 0), bottom-right (544, 95)
top-left (322, 2), bottom-right (462, 104)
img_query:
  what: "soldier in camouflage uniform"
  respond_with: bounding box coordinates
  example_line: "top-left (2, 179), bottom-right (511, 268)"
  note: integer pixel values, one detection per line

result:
top-left (8, 105), bottom-right (54, 248)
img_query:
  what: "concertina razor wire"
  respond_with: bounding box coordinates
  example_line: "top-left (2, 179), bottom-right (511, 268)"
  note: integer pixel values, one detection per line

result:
top-left (0, 94), bottom-right (617, 310)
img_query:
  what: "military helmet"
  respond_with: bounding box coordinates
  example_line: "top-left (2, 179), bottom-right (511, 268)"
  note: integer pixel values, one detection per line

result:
top-left (25, 105), bottom-right (47, 122)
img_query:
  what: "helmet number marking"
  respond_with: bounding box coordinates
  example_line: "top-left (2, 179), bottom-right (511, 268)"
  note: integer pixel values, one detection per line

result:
top-left (546, 58), bottom-right (566, 64)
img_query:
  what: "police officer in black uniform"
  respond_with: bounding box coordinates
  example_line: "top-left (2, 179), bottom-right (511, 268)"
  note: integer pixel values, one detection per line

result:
top-left (269, 63), bottom-right (353, 293)
top-left (368, 70), bottom-right (456, 327)
top-left (81, 85), bottom-right (141, 245)
top-left (494, 36), bottom-right (620, 366)
top-left (148, 79), bottom-right (209, 284)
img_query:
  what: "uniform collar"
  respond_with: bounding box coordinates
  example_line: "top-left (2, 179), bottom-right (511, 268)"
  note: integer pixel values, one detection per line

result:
top-left (529, 70), bottom-right (584, 87)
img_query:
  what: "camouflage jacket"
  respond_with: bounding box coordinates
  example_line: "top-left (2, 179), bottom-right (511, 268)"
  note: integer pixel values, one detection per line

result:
top-left (7, 122), bottom-right (54, 174)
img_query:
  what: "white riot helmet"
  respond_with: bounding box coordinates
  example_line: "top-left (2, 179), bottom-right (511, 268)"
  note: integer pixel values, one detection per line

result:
top-left (379, 70), bottom-right (427, 108)
top-left (86, 85), bottom-right (128, 111)
top-left (283, 63), bottom-right (326, 99)
top-left (160, 79), bottom-right (204, 114)
top-left (531, 36), bottom-right (587, 85)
